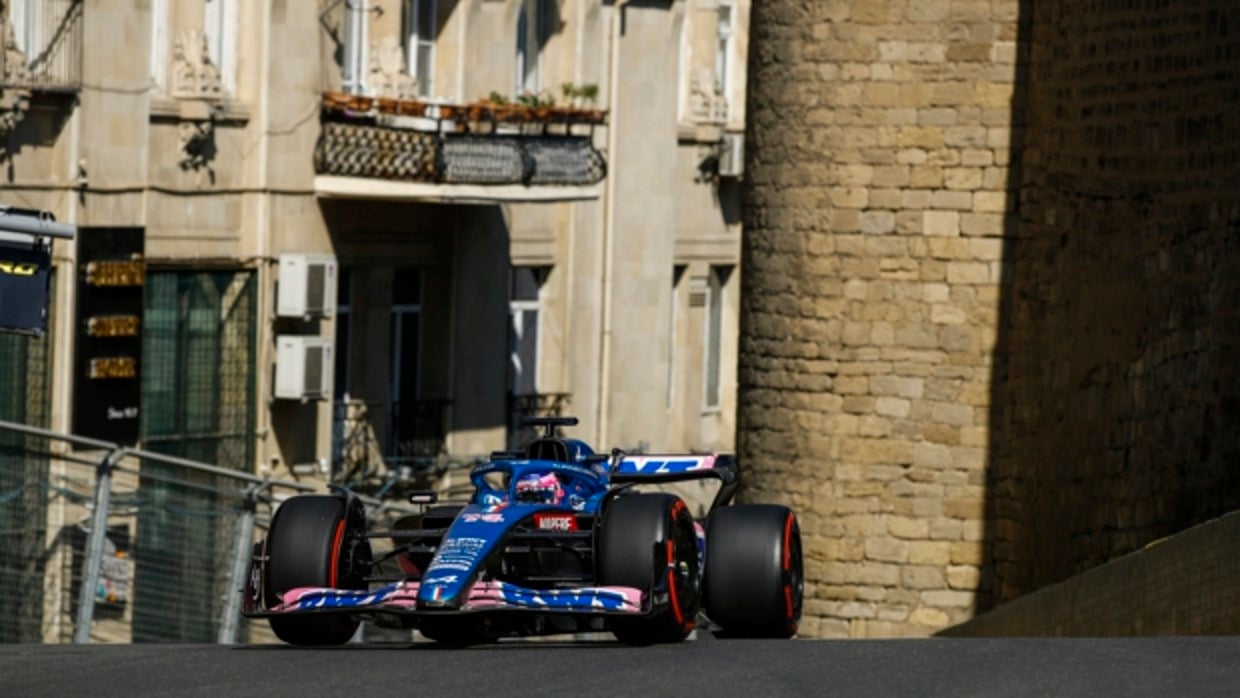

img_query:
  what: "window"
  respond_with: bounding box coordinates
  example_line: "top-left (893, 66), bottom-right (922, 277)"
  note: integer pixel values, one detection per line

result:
top-left (331, 267), bottom-right (352, 473)
top-left (404, 0), bottom-right (437, 97)
top-left (342, 0), bottom-right (370, 93)
top-left (509, 267), bottom-right (545, 397)
top-left (141, 270), bottom-right (257, 466)
top-left (507, 266), bottom-right (551, 449)
top-left (703, 266), bottom-right (731, 410)
top-left (715, 0), bottom-right (735, 97)
top-left (516, 0), bottom-right (551, 95)
top-left (668, 266), bottom-right (686, 408)
top-left (202, 0), bottom-right (238, 94)
top-left (334, 267), bottom-right (353, 400)
top-left (2, 0), bottom-right (83, 90)
top-left (389, 268), bottom-right (423, 454)
top-left (149, 0), bottom-right (170, 92)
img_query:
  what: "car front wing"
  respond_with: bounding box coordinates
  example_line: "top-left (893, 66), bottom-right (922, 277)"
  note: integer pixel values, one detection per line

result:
top-left (247, 580), bottom-right (646, 618)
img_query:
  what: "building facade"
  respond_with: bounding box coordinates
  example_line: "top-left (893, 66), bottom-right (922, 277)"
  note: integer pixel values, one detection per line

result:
top-left (0, 0), bottom-right (751, 494)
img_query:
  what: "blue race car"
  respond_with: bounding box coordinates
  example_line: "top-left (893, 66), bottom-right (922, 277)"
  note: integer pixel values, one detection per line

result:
top-left (243, 417), bottom-right (803, 645)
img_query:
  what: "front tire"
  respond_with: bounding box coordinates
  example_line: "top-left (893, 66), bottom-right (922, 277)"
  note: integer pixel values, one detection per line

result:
top-left (263, 495), bottom-right (371, 646)
top-left (704, 504), bottom-right (802, 638)
top-left (598, 493), bottom-right (700, 645)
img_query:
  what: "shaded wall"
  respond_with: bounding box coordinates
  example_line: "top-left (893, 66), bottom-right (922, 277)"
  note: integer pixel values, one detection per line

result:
top-left (947, 511), bottom-right (1240, 636)
top-left (989, 0), bottom-right (1240, 604)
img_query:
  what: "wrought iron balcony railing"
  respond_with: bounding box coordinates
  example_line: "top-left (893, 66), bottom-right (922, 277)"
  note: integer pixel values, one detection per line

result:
top-left (313, 92), bottom-right (608, 192)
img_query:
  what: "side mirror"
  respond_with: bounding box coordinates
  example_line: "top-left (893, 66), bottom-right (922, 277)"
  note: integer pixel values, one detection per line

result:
top-left (407, 491), bottom-right (439, 505)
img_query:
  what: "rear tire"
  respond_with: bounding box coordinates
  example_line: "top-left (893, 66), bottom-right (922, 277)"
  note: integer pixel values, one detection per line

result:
top-left (598, 493), bottom-right (700, 645)
top-left (704, 504), bottom-right (802, 638)
top-left (264, 495), bottom-right (371, 646)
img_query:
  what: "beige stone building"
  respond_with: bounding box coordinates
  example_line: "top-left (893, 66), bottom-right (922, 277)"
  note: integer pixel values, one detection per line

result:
top-left (0, 0), bottom-right (752, 492)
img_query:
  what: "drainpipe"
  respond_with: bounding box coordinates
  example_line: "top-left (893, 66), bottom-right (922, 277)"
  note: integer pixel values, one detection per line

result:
top-left (255, 0), bottom-right (274, 476)
top-left (596, 0), bottom-right (629, 448)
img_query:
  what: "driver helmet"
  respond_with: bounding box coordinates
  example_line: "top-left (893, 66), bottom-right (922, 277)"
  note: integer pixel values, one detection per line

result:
top-left (515, 472), bottom-right (564, 504)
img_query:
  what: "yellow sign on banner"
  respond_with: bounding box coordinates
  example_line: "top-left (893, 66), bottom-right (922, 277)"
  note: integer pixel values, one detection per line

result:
top-left (85, 259), bottom-right (145, 287)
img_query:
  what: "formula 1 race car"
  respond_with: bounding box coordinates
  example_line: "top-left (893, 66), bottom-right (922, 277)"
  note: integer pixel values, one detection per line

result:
top-left (243, 417), bottom-right (802, 645)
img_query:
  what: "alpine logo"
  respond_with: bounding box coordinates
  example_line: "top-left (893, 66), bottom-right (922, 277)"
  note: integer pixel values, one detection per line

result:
top-left (619, 456), bottom-right (715, 473)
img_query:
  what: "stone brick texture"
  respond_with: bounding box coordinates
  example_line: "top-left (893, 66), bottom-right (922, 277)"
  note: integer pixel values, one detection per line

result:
top-left (740, 0), bottom-right (1240, 638)
top-left (941, 511), bottom-right (1240, 636)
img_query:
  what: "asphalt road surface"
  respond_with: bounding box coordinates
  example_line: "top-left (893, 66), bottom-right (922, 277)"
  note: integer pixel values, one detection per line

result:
top-left (2, 633), bottom-right (1237, 697)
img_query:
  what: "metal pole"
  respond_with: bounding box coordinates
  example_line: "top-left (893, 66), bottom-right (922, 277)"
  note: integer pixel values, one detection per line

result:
top-left (0, 206), bottom-right (77, 240)
top-left (217, 483), bottom-right (264, 644)
top-left (74, 448), bottom-right (126, 644)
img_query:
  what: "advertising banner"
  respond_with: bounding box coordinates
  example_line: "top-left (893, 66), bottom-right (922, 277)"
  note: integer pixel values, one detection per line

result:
top-left (0, 241), bottom-right (52, 335)
top-left (73, 228), bottom-right (144, 444)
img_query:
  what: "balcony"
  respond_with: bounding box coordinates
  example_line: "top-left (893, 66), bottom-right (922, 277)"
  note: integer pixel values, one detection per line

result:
top-left (0, 0), bottom-right (83, 92)
top-left (313, 92), bottom-right (609, 204)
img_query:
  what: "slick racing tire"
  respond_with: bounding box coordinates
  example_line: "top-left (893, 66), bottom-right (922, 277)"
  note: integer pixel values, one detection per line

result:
top-left (264, 495), bottom-right (372, 646)
top-left (704, 504), bottom-right (802, 638)
top-left (598, 493), bottom-right (700, 645)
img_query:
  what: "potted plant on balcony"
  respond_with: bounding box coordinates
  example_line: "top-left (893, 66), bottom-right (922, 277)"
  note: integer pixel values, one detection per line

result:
top-left (558, 83), bottom-right (605, 124)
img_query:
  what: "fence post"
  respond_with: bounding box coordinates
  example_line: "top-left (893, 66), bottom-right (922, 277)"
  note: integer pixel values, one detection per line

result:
top-left (74, 448), bottom-right (126, 644)
top-left (217, 482), bottom-right (263, 644)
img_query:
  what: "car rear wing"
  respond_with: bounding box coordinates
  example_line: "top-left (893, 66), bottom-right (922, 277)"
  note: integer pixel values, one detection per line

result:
top-left (609, 453), bottom-right (739, 512)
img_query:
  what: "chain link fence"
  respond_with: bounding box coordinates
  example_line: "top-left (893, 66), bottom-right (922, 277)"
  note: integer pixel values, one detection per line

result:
top-left (0, 419), bottom-right (416, 644)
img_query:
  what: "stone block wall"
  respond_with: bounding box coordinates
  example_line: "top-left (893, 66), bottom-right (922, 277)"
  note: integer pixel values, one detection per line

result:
top-left (989, 1), bottom-right (1240, 603)
top-left (740, 0), bottom-right (1240, 637)
top-left (740, 0), bottom-right (1024, 637)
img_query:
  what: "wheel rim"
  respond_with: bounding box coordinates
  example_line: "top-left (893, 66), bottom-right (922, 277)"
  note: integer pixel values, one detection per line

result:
top-left (328, 520), bottom-right (346, 588)
top-left (782, 515), bottom-right (803, 631)
top-left (667, 501), bottom-right (699, 631)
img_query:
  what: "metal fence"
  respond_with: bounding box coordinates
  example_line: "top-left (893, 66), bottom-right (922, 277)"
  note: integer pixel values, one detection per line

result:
top-left (0, 419), bottom-right (415, 644)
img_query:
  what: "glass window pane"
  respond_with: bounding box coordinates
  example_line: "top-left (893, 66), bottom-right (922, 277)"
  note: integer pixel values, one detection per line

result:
top-left (418, 0), bottom-right (436, 38)
top-left (335, 314), bottom-right (350, 400)
top-left (516, 6), bottom-right (529, 92)
top-left (393, 267), bottom-right (422, 305)
top-left (337, 266), bottom-right (352, 306)
top-left (416, 43), bottom-right (434, 96)
top-left (509, 308), bottom-right (539, 396)
top-left (141, 270), bottom-right (255, 468)
top-left (335, 268), bottom-right (352, 398)
top-left (397, 312), bottom-right (421, 402)
top-left (389, 306), bottom-right (423, 453)
top-left (511, 267), bottom-right (540, 301)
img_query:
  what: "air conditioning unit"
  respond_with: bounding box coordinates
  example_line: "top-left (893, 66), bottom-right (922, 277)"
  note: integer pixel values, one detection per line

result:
top-left (718, 132), bottom-right (745, 178)
top-left (274, 335), bottom-right (333, 400)
top-left (276, 254), bottom-right (336, 319)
